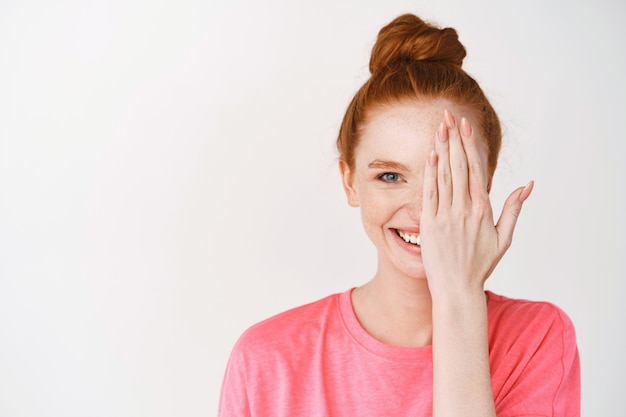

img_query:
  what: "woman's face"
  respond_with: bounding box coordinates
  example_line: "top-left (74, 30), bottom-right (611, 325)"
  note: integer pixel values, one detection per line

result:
top-left (340, 99), bottom-right (490, 280)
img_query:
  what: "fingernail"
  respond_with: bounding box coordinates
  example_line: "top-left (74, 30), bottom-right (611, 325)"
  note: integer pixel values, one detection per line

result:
top-left (518, 180), bottom-right (534, 203)
top-left (444, 109), bottom-right (455, 128)
top-left (461, 117), bottom-right (472, 137)
top-left (428, 150), bottom-right (437, 166)
top-left (437, 122), bottom-right (447, 142)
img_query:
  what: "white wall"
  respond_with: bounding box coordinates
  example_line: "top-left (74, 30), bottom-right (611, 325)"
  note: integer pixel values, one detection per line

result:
top-left (1, 0), bottom-right (623, 415)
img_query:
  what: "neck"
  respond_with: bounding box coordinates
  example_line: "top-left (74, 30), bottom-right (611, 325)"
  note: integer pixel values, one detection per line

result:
top-left (351, 267), bottom-right (433, 347)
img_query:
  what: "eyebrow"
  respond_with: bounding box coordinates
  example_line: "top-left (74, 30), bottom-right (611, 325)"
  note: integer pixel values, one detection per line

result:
top-left (367, 159), bottom-right (411, 171)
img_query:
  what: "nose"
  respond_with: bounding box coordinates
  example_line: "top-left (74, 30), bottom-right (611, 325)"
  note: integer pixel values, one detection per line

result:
top-left (404, 186), bottom-right (423, 223)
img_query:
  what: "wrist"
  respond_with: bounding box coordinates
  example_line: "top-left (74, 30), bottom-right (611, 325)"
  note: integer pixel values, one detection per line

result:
top-left (428, 278), bottom-right (486, 305)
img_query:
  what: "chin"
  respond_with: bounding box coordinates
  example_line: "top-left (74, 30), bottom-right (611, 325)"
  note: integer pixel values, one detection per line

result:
top-left (397, 262), bottom-right (428, 280)
top-left (405, 271), bottom-right (428, 280)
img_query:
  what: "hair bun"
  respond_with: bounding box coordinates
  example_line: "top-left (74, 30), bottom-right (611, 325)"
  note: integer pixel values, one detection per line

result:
top-left (369, 14), bottom-right (466, 74)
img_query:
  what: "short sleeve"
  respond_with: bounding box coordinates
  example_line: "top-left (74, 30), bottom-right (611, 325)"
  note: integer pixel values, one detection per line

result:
top-left (488, 296), bottom-right (581, 417)
top-left (218, 340), bottom-right (251, 417)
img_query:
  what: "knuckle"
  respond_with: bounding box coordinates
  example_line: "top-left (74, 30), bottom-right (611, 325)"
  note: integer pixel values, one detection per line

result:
top-left (440, 170), bottom-right (450, 184)
top-left (473, 198), bottom-right (489, 215)
top-left (509, 205), bottom-right (521, 219)
top-left (469, 161), bottom-right (482, 176)
top-left (454, 159), bottom-right (466, 172)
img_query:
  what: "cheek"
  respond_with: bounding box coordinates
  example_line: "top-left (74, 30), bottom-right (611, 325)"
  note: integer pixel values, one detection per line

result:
top-left (357, 193), bottom-right (389, 232)
top-left (357, 188), bottom-right (415, 228)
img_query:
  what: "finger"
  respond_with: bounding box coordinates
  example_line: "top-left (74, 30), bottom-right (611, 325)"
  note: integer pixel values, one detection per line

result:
top-left (422, 150), bottom-right (439, 217)
top-left (495, 181), bottom-right (534, 251)
top-left (459, 117), bottom-right (489, 201)
top-left (434, 121), bottom-right (452, 209)
top-left (445, 109), bottom-right (469, 207)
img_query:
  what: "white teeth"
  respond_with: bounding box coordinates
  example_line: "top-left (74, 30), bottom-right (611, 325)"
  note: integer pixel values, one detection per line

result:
top-left (398, 230), bottom-right (420, 246)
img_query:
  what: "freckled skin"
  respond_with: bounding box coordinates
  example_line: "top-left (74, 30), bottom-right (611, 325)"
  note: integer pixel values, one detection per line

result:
top-left (340, 99), bottom-right (490, 281)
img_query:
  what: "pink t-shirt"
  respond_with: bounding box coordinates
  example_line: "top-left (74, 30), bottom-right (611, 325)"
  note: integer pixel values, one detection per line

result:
top-left (219, 289), bottom-right (580, 416)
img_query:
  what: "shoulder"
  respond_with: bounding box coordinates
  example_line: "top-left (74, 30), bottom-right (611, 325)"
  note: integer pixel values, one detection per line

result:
top-left (486, 293), bottom-right (581, 414)
top-left (486, 291), bottom-right (579, 386)
top-left (486, 291), bottom-right (578, 380)
top-left (487, 291), bottom-right (576, 339)
top-left (219, 294), bottom-right (343, 417)
top-left (230, 291), bottom-right (343, 358)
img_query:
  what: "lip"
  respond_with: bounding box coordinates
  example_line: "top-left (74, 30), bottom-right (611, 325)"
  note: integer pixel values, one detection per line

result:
top-left (391, 228), bottom-right (422, 254)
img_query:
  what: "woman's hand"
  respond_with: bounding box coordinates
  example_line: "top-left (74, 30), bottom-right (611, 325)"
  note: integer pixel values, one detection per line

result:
top-left (420, 109), bottom-right (533, 298)
top-left (422, 109), bottom-right (533, 417)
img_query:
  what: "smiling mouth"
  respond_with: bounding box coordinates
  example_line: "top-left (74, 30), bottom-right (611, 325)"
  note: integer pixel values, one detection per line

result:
top-left (395, 229), bottom-right (421, 246)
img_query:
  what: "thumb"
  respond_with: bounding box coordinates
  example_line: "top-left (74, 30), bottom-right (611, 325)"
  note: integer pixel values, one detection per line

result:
top-left (495, 181), bottom-right (534, 250)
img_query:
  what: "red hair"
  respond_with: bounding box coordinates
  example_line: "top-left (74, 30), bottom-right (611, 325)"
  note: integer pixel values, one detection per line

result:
top-left (337, 14), bottom-right (502, 177)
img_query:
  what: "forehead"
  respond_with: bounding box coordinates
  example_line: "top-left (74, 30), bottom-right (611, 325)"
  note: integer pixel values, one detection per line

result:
top-left (362, 99), bottom-right (446, 139)
top-left (355, 99), bottom-right (459, 162)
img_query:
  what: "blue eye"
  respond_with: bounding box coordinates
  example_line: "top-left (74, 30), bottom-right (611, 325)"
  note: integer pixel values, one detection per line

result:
top-left (378, 172), bottom-right (400, 182)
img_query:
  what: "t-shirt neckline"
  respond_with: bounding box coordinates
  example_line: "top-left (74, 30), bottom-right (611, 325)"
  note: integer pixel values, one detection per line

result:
top-left (338, 288), bottom-right (433, 362)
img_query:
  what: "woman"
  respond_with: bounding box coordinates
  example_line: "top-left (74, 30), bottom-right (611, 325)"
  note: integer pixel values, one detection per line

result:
top-left (219, 13), bottom-right (580, 416)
